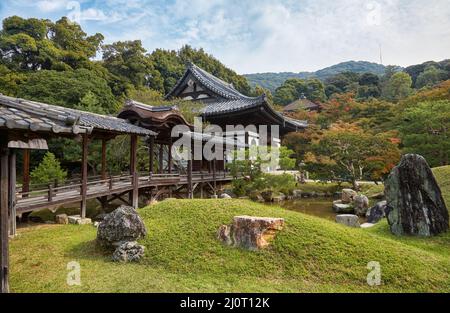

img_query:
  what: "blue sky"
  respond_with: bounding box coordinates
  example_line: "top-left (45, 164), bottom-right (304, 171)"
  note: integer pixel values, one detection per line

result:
top-left (1, 0), bottom-right (450, 74)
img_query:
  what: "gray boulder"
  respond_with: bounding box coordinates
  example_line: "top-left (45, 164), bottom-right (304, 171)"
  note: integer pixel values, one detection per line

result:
top-left (336, 214), bottom-right (360, 227)
top-left (112, 241), bottom-right (145, 262)
top-left (354, 194), bottom-right (369, 216)
top-left (97, 205), bottom-right (147, 247)
top-left (385, 154), bottom-right (449, 236)
top-left (366, 200), bottom-right (387, 223)
top-left (220, 193), bottom-right (232, 199)
top-left (332, 200), bottom-right (354, 213)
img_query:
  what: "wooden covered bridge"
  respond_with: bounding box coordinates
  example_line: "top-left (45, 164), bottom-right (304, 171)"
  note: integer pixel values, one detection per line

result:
top-left (0, 94), bottom-right (242, 292)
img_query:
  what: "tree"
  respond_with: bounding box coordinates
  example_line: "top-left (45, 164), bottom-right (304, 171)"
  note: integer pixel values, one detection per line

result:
top-left (399, 100), bottom-right (450, 167)
top-left (309, 122), bottom-right (400, 188)
top-left (0, 16), bottom-right (103, 71)
top-left (102, 40), bottom-right (155, 88)
top-left (278, 146), bottom-right (296, 170)
top-left (415, 66), bottom-right (447, 89)
top-left (30, 152), bottom-right (67, 185)
top-left (381, 72), bottom-right (413, 102)
top-left (17, 68), bottom-right (118, 113)
top-left (273, 78), bottom-right (325, 105)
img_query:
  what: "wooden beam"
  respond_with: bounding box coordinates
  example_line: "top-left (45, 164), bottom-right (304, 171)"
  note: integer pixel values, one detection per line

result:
top-left (1, 146), bottom-right (9, 293)
top-left (130, 135), bottom-right (138, 209)
top-left (22, 149), bottom-right (30, 199)
top-left (8, 151), bottom-right (16, 237)
top-left (80, 134), bottom-right (88, 218)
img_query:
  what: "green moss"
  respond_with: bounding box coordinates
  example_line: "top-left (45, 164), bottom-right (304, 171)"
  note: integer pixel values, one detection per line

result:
top-left (10, 199), bottom-right (450, 292)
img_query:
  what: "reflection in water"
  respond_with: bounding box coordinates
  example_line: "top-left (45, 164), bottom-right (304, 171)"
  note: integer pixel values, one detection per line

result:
top-left (270, 199), bottom-right (336, 221)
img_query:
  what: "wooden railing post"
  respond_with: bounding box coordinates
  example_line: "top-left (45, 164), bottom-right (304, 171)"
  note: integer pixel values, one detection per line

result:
top-left (109, 175), bottom-right (113, 190)
top-left (47, 184), bottom-right (53, 202)
top-left (130, 135), bottom-right (138, 209)
top-left (1, 145), bottom-right (10, 293)
top-left (8, 150), bottom-right (16, 237)
top-left (80, 134), bottom-right (88, 218)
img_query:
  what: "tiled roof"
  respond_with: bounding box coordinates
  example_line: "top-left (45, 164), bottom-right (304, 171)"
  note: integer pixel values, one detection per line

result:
top-left (0, 94), bottom-right (156, 136)
top-left (284, 98), bottom-right (320, 111)
top-left (201, 96), bottom-right (266, 116)
top-left (165, 63), bottom-right (307, 130)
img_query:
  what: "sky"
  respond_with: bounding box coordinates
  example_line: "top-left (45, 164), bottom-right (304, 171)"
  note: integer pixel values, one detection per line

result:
top-left (1, 0), bottom-right (450, 74)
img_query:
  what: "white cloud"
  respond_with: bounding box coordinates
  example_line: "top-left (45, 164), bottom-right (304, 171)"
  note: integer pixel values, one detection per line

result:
top-left (2, 0), bottom-right (450, 73)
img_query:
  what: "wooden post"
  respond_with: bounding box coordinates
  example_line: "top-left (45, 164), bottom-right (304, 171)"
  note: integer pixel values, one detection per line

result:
top-left (1, 146), bottom-right (10, 293)
top-left (213, 158), bottom-right (217, 195)
top-left (101, 139), bottom-right (107, 180)
top-left (149, 137), bottom-right (154, 175)
top-left (159, 144), bottom-right (164, 174)
top-left (8, 151), bottom-right (16, 237)
top-left (22, 149), bottom-right (30, 198)
top-left (187, 142), bottom-right (193, 199)
top-left (168, 139), bottom-right (173, 174)
top-left (130, 135), bottom-right (138, 209)
top-left (80, 134), bottom-right (88, 219)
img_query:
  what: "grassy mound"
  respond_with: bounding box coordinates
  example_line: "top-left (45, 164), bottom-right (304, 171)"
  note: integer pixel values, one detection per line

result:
top-left (432, 165), bottom-right (450, 207)
top-left (10, 199), bottom-right (450, 292)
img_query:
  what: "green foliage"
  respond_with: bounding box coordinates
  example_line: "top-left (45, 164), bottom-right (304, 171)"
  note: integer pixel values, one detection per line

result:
top-left (415, 66), bottom-right (448, 89)
top-left (273, 78), bottom-right (326, 105)
top-left (30, 152), bottom-right (67, 185)
top-left (278, 146), bottom-right (296, 170)
top-left (399, 100), bottom-right (450, 167)
top-left (0, 16), bottom-right (103, 71)
top-left (17, 69), bottom-right (118, 113)
top-left (381, 72), bottom-right (413, 102)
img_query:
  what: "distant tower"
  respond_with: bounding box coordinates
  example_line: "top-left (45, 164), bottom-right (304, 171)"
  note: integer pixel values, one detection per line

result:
top-left (379, 43), bottom-right (383, 65)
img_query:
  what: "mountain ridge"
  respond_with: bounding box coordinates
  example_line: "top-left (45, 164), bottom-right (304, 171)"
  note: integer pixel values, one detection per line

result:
top-left (244, 61), bottom-right (394, 92)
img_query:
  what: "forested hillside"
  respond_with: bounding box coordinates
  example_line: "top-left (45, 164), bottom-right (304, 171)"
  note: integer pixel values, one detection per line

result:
top-left (244, 61), bottom-right (390, 92)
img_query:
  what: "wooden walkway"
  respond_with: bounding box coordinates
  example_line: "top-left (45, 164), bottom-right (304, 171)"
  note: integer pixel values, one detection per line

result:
top-left (15, 171), bottom-right (233, 213)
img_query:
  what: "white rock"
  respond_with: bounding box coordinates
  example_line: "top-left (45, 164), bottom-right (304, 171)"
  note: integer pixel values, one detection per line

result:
top-left (361, 223), bottom-right (375, 228)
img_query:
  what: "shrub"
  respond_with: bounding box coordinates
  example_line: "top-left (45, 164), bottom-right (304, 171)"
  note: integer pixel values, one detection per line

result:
top-left (30, 152), bottom-right (67, 185)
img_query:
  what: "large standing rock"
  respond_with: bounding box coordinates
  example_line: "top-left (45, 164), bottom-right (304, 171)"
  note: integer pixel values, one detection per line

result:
top-left (342, 189), bottom-right (357, 203)
top-left (97, 205), bottom-right (147, 247)
top-left (354, 194), bottom-right (369, 216)
top-left (218, 216), bottom-right (284, 250)
top-left (335, 214), bottom-right (360, 228)
top-left (112, 241), bottom-right (145, 262)
top-left (385, 154), bottom-right (449, 236)
top-left (366, 200), bottom-right (387, 224)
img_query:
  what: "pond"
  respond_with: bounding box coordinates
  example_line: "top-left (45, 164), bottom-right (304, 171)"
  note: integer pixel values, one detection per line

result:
top-left (269, 198), bottom-right (367, 223)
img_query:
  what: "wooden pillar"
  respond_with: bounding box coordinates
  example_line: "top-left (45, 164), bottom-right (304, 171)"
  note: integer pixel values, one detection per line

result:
top-left (101, 139), bottom-right (107, 180)
top-left (100, 139), bottom-right (107, 210)
top-left (168, 139), bottom-right (173, 174)
top-left (130, 135), bottom-right (138, 209)
top-left (22, 149), bottom-right (30, 198)
top-left (158, 144), bottom-right (164, 174)
top-left (213, 158), bottom-right (217, 195)
top-left (80, 134), bottom-right (88, 219)
top-left (149, 137), bottom-right (154, 175)
top-left (187, 142), bottom-right (193, 199)
top-left (1, 146), bottom-right (9, 293)
top-left (8, 151), bottom-right (16, 237)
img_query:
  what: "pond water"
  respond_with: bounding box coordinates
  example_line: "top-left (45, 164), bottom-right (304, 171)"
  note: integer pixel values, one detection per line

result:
top-left (269, 198), bottom-right (367, 223)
